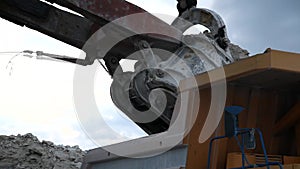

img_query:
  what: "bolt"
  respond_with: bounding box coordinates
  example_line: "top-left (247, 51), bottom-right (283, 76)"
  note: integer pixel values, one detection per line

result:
top-left (156, 69), bottom-right (164, 78)
top-left (184, 35), bottom-right (193, 44)
top-left (142, 42), bottom-right (148, 48)
top-left (110, 57), bottom-right (118, 64)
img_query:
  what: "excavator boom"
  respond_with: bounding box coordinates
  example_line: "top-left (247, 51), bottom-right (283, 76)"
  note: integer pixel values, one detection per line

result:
top-left (0, 0), bottom-right (180, 66)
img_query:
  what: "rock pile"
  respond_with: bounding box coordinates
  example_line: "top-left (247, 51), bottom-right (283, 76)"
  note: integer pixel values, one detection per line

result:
top-left (228, 43), bottom-right (250, 60)
top-left (0, 133), bottom-right (86, 169)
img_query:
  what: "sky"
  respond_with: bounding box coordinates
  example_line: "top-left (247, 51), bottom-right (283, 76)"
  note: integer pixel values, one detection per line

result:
top-left (0, 0), bottom-right (299, 150)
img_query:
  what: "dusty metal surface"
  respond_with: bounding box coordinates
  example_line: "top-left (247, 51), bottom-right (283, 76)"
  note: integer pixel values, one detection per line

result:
top-left (48, 0), bottom-right (180, 38)
top-left (110, 8), bottom-right (238, 135)
top-left (47, 0), bottom-right (146, 22)
top-left (81, 145), bottom-right (188, 169)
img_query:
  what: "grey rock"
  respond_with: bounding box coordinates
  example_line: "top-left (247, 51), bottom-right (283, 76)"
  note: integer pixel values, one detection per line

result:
top-left (54, 151), bottom-right (69, 160)
top-left (42, 140), bottom-right (55, 147)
